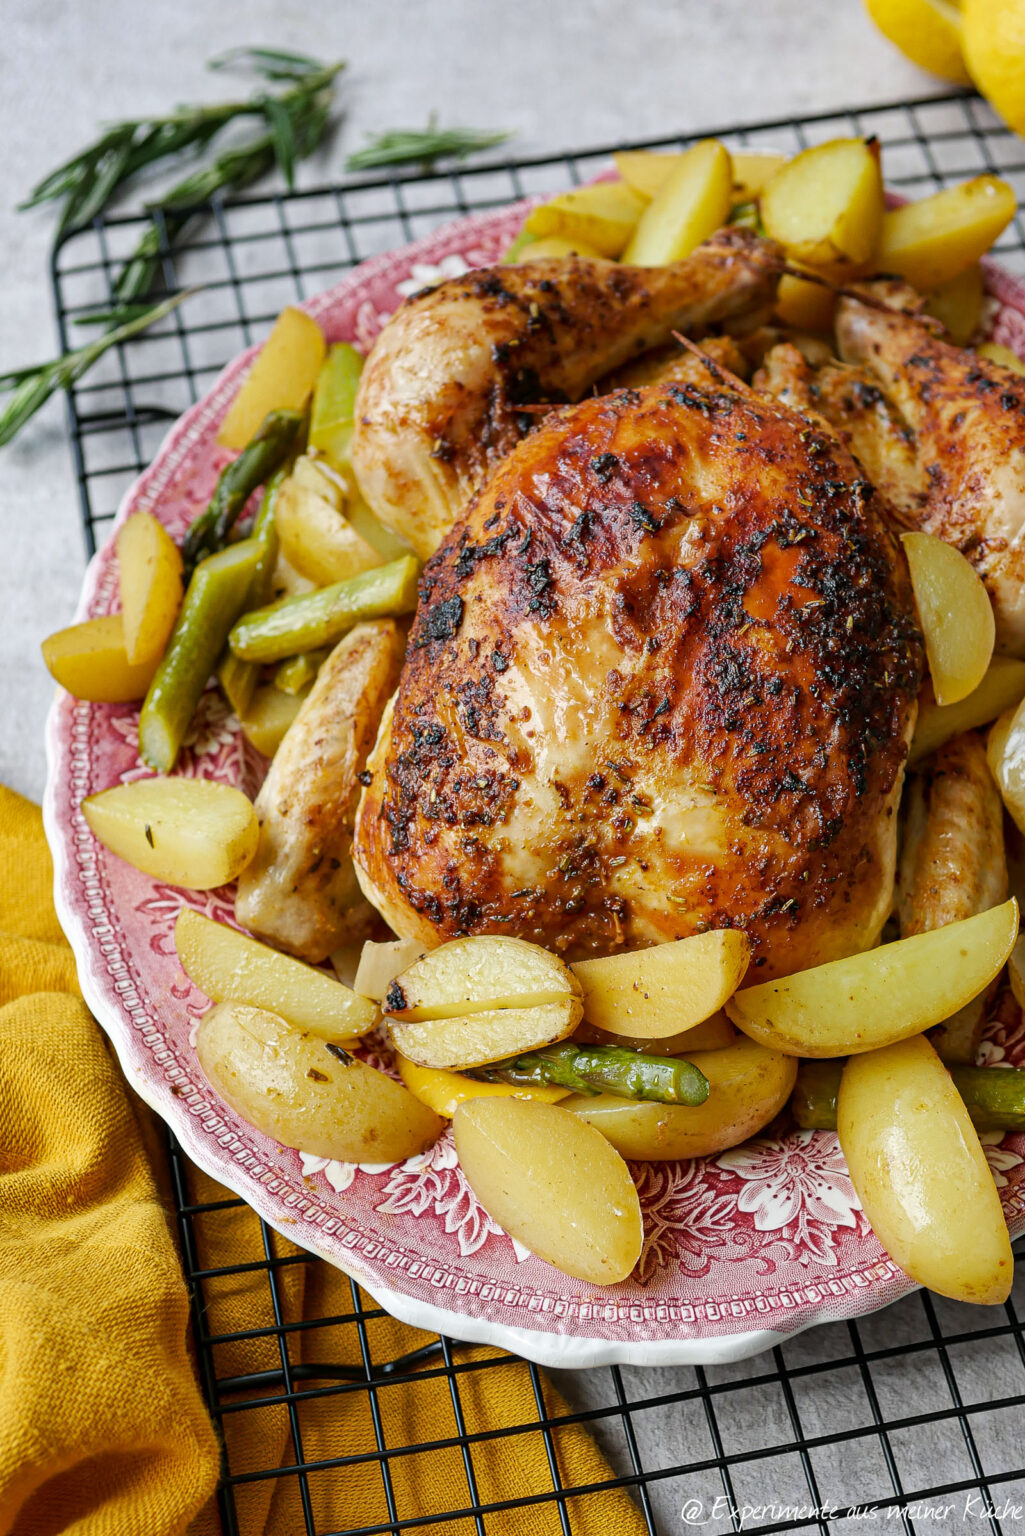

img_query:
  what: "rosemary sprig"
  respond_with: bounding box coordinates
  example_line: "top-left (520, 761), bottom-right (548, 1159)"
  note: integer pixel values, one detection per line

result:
top-left (346, 123), bottom-right (513, 172)
top-left (0, 292), bottom-right (193, 449)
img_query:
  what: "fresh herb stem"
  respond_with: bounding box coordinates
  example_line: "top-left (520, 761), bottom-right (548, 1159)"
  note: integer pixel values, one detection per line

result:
top-left (346, 124), bottom-right (512, 172)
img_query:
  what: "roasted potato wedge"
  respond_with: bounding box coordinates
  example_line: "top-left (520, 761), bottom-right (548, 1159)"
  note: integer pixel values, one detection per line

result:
top-left (395, 1054), bottom-right (569, 1115)
top-left (924, 264), bottom-right (985, 346)
top-left (82, 778), bottom-right (259, 889)
top-left (238, 683), bottom-right (306, 757)
top-left (116, 511), bottom-right (184, 666)
top-left (613, 147), bottom-right (783, 204)
top-left (622, 139), bottom-right (733, 266)
top-left (523, 181), bottom-right (646, 258)
top-left (902, 531), bottom-right (995, 706)
top-left (761, 137), bottom-right (883, 275)
top-left (217, 307), bottom-right (326, 451)
top-left (773, 268), bottom-right (837, 333)
top-left (910, 657), bottom-right (1025, 767)
top-left (570, 929), bottom-right (749, 1038)
top-left (838, 1035), bottom-right (1012, 1304)
top-left (976, 341), bottom-right (1025, 376)
top-left (197, 1001), bottom-right (442, 1162)
top-left (574, 1011), bottom-right (736, 1055)
top-left (42, 613), bottom-right (159, 703)
top-left (565, 1036), bottom-right (796, 1161)
top-left (384, 935), bottom-right (580, 1019)
top-left (988, 699), bottom-right (1025, 834)
top-left (453, 1097), bottom-right (643, 1284)
top-left (725, 900), bottom-right (1019, 1056)
top-left (274, 477), bottom-right (383, 587)
top-left (877, 176), bottom-right (1016, 291)
top-left (175, 909), bottom-right (375, 1039)
top-left (386, 998), bottom-right (583, 1071)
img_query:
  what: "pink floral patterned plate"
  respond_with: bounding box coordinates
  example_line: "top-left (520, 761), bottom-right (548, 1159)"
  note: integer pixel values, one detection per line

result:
top-left (43, 193), bottom-right (1025, 1368)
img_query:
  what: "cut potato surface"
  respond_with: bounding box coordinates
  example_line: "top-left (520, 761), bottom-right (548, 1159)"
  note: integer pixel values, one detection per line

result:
top-left (574, 1012), bottom-right (736, 1055)
top-left (384, 935), bottom-right (580, 1019)
top-left (924, 264), bottom-right (984, 346)
top-left (622, 140), bottom-right (733, 266)
top-left (238, 684), bottom-right (306, 758)
top-left (354, 937), bottom-right (431, 1003)
top-left (878, 176), bottom-right (1016, 290)
top-left (523, 181), bottom-right (646, 258)
top-left (82, 778), bottom-right (259, 890)
top-left (175, 909), bottom-right (375, 1039)
top-left (773, 268), bottom-right (837, 333)
top-left (838, 1035), bottom-right (1012, 1304)
top-left (566, 1036), bottom-right (796, 1161)
top-left (910, 656), bottom-right (1025, 767)
top-left (988, 700), bottom-right (1025, 834)
top-left (902, 531), bottom-right (994, 706)
top-left (217, 307), bottom-right (326, 451)
top-left (761, 137), bottom-right (883, 275)
top-left (395, 1054), bottom-right (569, 1116)
top-left (570, 929), bottom-right (750, 1038)
top-left (386, 998), bottom-right (583, 1071)
top-left (274, 477), bottom-right (383, 586)
top-left (976, 341), bottom-right (1025, 376)
top-left (116, 511), bottom-right (184, 666)
top-left (42, 614), bottom-right (159, 703)
top-left (453, 1097), bottom-right (643, 1284)
top-left (725, 899), bottom-right (1019, 1056)
top-left (197, 1001), bottom-right (442, 1163)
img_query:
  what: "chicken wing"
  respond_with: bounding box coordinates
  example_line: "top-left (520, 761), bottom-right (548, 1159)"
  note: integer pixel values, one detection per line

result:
top-left (352, 375), bottom-right (922, 979)
top-left (350, 229), bottom-right (781, 558)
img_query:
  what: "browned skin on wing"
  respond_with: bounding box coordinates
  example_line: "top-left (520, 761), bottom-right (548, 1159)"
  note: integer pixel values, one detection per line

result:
top-left (601, 334), bottom-right (749, 391)
top-left (352, 380), bottom-right (922, 979)
top-left (350, 229), bottom-right (781, 557)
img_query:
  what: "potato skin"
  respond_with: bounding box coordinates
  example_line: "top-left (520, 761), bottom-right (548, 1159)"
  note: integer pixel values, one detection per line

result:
top-left (563, 1036), bottom-right (796, 1160)
top-left (837, 1034), bottom-right (1013, 1305)
top-left (196, 1001), bottom-right (442, 1163)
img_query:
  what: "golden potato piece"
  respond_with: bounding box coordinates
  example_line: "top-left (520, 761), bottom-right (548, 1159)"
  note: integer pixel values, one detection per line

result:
top-left (395, 1054), bottom-right (569, 1116)
top-left (988, 699), bottom-right (1025, 835)
top-left (773, 267), bottom-right (837, 333)
top-left (217, 307), bottom-right (326, 451)
top-left (976, 341), bottom-right (1025, 376)
top-left (570, 929), bottom-right (750, 1039)
top-left (197, 1001), bottom-right (442, 1163)
top-left (877, 176), bottom-right (1016, 291)
top-left (453, 1097), bottom-right (643, 1284)
top-left (574, 1011), bottom-right (736, 1055)
top-left (614, 148), bottom-right (784, 204)
top-left (82, 778), bottom-right (258, 890)
top-left (42, 613), bottom-right (159, 703)
top-left (523, 181), bottom-right (646, 258)
top-left (910, 657), bottom-right (1025, 767)
top-left (761, 138), bottom-right (883, 276)
top-left (238, 684), bottom-right (306, 757)
top-left (384, 935), bottom-right (580, 1020)
top-left (386, 998), bottom-right (583, 1071)
top-left (924, 264), bottom-right (985, 346)
top-left (565, 1036), bottom-right (796, 1161)
top-left (725, 899), bottom-right (1019, 1056)
top-left (116, 511), bottom-right (184, 666)
top-left (274, 476), bottom-right (383, 587)
top-left (838, 1034), bottom-right (1013, 1304)
top-left (175, 909), bottom-right (375, 1039)
top-left (902, 532), bottom-right (995, 706)
top-left (622, 139), bottom-right (734, 266)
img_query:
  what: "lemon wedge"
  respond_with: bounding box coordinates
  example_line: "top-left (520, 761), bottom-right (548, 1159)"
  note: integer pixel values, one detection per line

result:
top-left (864, 0), bottom-right (971, 83)
top-left (963, 0), bottom-right (1025, 136)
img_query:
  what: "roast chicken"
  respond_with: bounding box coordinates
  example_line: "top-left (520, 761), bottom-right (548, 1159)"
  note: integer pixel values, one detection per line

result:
top-left (349, 228), bottom-right (780, 558)
top-left (351, 367), bottom-right (923, 979)
top-left (756, 287), bottom-right (1025, 653)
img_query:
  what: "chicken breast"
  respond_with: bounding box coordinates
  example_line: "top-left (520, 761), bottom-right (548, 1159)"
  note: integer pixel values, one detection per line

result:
top-left (350, 229), bottom-right (781, 558)
top-left (352, 376), bottom-right (922, 980)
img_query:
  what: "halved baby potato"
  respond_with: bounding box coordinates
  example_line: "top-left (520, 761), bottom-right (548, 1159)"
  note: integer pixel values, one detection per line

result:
top-left (217, 306), bottom-right (326, 451)
top-left (42, 613), bottom-right (160, 703)
top-left (877, 176), bottom-right (1016, 291)
top-left (570, 929), bottom-right (750, 1038)
top-left (82, 777), bottom-right (259, 889)
top-left (976, 341), bottom-right (1025, 376)
top-left (574, 1011), bottom-right (736, 1055)
top-left (238, 683), bottom-right (307, 758)
top-left (384, 935), bottom-right (580, 1019)
top-left (116, 511), bottom-right (184, 666)
top-left (274, 477), bottom-right (383, 587)
top-left (523, 181), bottom-right (646, 258)
top-left (725, 899), bottom-right (1019, 1057)
top-left (902, 531), bottom-right (995, 706)
top-left (924, 264), bottom-right (985, 346)
top-left (760, 137), bottom-right (883, 275)
top-left (910, 656), bottom-right (1025, 767)
top-left (773, 267), bottom-right (837, 333)
top-left (453, 1097), bottom-right (643, 1284)
top-left (613, 147), bottom-right (784, 204)
top-left (395, 1054), bottom-right (569, 1116)
top-left (565, 1036), bottom-right (796, 1161)
top-left (354, 937), bottom-right (431, 1003)
top-left (386, 998), bottom-right (583, 1071)
top-left (519, 234), bottom-right (606, 260)
top-left (175, 908), bottom-right (375, 1039)
top-left (621, 139), bottom-right (734, 266)
top-left (988, 700), bottom-right (1025, 834)
top-left (838, 1034), bottom-right (1012, 1304)
top-left (197, 1001), bottom-right (442, 1163)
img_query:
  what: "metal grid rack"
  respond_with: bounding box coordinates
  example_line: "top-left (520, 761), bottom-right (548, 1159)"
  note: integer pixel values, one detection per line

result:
top-left (50, 93), bottom-right (1025, 1534)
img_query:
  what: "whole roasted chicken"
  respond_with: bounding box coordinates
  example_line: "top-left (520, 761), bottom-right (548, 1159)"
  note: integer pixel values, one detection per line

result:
top-left (352, 363), bottom-right (922, 978)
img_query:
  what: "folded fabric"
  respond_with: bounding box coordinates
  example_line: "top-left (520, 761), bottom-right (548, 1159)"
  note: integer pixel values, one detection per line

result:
top-left (0, 786), bottom-right (644, 1535)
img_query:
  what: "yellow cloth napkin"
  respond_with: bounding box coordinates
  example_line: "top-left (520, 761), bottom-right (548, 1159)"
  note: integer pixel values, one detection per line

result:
top-left (0, 786), bottom-right (645, 1536)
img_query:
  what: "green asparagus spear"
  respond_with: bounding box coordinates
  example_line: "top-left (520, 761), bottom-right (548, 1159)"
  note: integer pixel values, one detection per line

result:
top-left (229, 554), bottom-right (420, 663)
top-left (214, 467), bottom-right (286, 716)
top-left (792, 1058), bottom-right (1025, 1134)
top-left (479, 1043), bottom-right (710, 1107)
top-left (309, 343), bottom-right (363, 467)
top-left (181, 407), bottom-right (302, 570)
top-left (274, 647), bottom-right (329, 695)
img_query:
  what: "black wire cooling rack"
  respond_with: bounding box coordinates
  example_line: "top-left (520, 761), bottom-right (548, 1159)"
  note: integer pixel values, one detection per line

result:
top-left (50, 93), bottom-right (1025, 1535)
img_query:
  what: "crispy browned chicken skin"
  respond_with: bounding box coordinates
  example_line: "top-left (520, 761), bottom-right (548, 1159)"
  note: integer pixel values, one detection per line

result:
top-left (352, 376), bottom-right (922, 979)
top-left (350, 229), bottom-right (780, 557)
